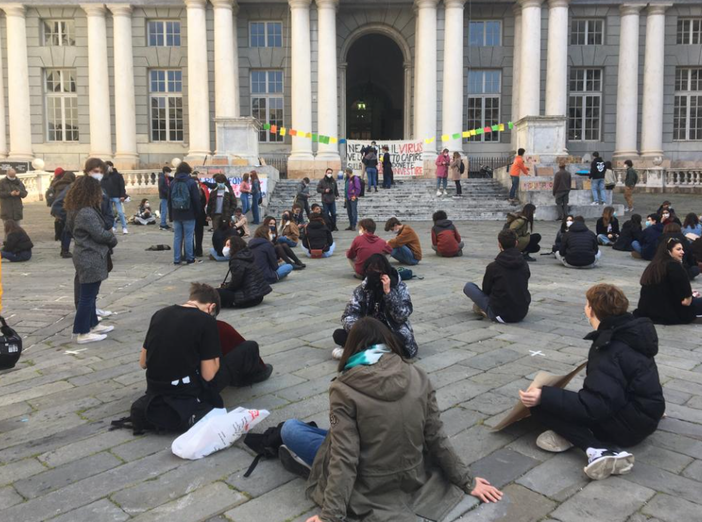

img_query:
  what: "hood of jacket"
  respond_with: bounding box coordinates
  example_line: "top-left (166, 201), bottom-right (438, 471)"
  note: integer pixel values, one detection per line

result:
top-left (174, 172), bottom-right (192, 182)
top-left (233, 247), bottom-right (255, 263)
top-left (494, 247), bottom-right (527, 270)
top-left (585, 313), bottom-right (659, 357)
top-left (338, 353), bottom-right (410, 402)
top-left (362, 233), bottom-right (382, 244)
top-left (247, 237), bottom-right (270, 250)
top-left (362, 266), bottom-right (400, 289)
top-left (568, 221), bottom-right (589, 234)
top-left (433, 219), bottom-right (454, 232)
top-left (307, 217), bottom-right (327, 231)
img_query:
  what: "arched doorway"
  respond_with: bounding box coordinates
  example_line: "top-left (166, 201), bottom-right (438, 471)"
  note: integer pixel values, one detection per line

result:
top-left (345, 33), bottom-right (405, 140)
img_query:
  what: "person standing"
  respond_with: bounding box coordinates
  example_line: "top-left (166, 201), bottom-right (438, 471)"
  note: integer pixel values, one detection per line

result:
top-left (194, 177), bottom-right (209, 258)
top-left (449, 152), bottom-right (463, 198)
top-left (589, 152), bottom-right (607, 206)
top-left (239, 172), bottom-right (251, 215)
top-left (295, 177), bottom-right (311, 218)
top-left (435, 148), bottom-right (450, 197)
top-left (381, 145), bottom-right (393, 188)
top-left (0, 168), bottom-right (28, 227)
top-left (344, 168), bottom-right (361, 231)
top-left (623, 159), bottom-right (638, 213)
top-left (168, 162), bottom-right (201, 265)
top-left (509, 148), bottom-right (529, 204)
top-left (206, 174), bottom-right (234, 231)
top-left (360, 140), bottom-right (377, 182)
top-left (552, 159), bottom-right (572, 221)
top-left (317, 168), bottom-right (339, 231)
top-left (158, 166), bottom-right (172, 230)
top-left (364, 148), bottom-right (379, 193)
top-left (101, 161), bottom-right (128, 235)
top-left (250, 171), bottom-right (262, 225)
top-left (49, 171), bottom-right (77, 258)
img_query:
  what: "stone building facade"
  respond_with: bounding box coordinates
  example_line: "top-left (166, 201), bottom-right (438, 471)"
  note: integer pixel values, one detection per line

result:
top-left (0, 0), bottom-right (700, 174)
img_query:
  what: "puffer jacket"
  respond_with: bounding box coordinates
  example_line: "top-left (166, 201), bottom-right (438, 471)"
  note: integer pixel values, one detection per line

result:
top-left (67, 207), bottom-right (118, 284)
top-left (223, 248), bottom-right (272, 304)
top-left (3, 230), bottom-right (33, 253)
top-left (302, 216), bottom-right (334, 251)
top-left (506, 214), bottom-right (531, 252)
top-left (341, 267), bottom-right (418, 358)
top-left (635, 260), bottom-right (696, 325)
top-left (559, 221), bottom-right (599, 266)
top-left (316, 176), bottom-right (338, 204)
top-left (100, 170), bottom-right (126, 199)
top-left (431, 219), bottom-right (462, 257)
top-left (0, 176), bottom-right (28, 221)
top-left (247, 237), bottom-right (280, 284)
top-left (613, 220), bottom-right (643, 252)
top-left (540, 314), bottom-right (665, 448)
top-left (307, 353), bottom-right (474, 522)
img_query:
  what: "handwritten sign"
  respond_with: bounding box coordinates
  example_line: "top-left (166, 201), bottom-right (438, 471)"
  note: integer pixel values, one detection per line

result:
top-left (347, 140), bottom-right (424, 178)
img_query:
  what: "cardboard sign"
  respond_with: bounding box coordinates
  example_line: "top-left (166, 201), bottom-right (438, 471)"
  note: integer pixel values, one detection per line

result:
top-left (347, 140), bottom-right (424, 178)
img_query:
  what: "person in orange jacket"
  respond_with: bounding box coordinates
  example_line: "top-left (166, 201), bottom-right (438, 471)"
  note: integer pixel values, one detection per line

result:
top-left (509, 148), bottom-right (529, 204)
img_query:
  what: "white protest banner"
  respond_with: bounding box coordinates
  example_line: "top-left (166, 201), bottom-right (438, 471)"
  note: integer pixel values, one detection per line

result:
top-left (347, 140), bottom-right (425, 178)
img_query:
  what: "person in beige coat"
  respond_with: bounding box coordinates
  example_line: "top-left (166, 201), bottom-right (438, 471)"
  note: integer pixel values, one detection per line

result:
top-left (449, 152), bottom-right (464, 198)
top-left (279, 317), bottom-right (502, 522)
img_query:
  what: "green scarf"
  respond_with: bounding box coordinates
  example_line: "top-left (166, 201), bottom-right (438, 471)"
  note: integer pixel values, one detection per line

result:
top-left (344, 344), bottom-right (391, 371)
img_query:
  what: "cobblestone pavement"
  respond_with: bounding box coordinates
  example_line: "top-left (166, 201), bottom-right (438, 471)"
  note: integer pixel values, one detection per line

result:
top-left (1, 193), bottom-right (701, 522)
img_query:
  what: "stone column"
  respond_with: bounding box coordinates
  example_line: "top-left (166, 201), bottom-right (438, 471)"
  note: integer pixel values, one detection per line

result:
top-left (316, 0), bottom-right (340, 163)
top-left (289, 0), bottom-right (313, 163)
top-left (0, 17), bottom-right (8, 157)
top-left (2, 4), bottom-right (32, 160)
top-left (82, 4), bottom-right (113, 159)
top-left (404, 61), bottom-right (413, 139)
top-left (511, 4), bottom-right (522, 149)
top-left (212, 0), bottom-right (238, 124)
top-left (107, 4), bottom-right (138, 168)
top-left (185, 0), bottom-right (211, 160)
top-left (441, 0), bottom-right (465, 153)
top-left (640, 4), bottom-right (670, 160)
top-left (414, 0), bottom-right (439, 158)
top-left (518, 0), bottom-right (543, 119)
top-left (614, 4), bottom-right (644, 160)
top-left (545, 0), bottom-right (569, 117)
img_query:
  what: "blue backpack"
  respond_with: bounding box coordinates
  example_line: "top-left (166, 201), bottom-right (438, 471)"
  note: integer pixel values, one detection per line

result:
top-left (171, 179), bottom-right (191, 210)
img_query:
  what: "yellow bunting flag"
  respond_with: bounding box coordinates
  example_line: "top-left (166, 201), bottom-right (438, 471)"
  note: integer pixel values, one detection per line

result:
top-left (424, 137), bottom-right (435, 144)
top-left (499, 124), bottom-right (505, 132)
top-left (441, 134), bottom-right (450, 142)
top-left (462, 131), bottom-right (470, 138)
top-left (280, 127), bottom-right (286, 136)
top-left (330, 137), bottom-right (338, 144)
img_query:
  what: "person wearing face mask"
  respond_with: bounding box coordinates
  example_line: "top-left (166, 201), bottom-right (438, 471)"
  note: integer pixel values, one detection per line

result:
top-left (300, 211), bottom-right (335, 258)
top-left (332, 254), bottom-right (417, 360)
top-left (556, 216), bottom-right (601, 269)
top-left (551, 215), bottom-right (574, 254)
top-left (210, 219), bottom-right (236, 261)
top-left (0, 168), bottom-right (28, 228)
top-left (613, 214), bottom-right (643, 252)
top-left (344, 168), bottom-right (362, 230)
top-left (635, 239), bottom-right (702, 324)
top-left (250, 171), bottom-right (262, 225)
top-left (632, 214), bottom-right (663, 260)
top-left (278, 211), bottom-right (300, 247)
top-left (134, 199), bottom-right (157, 225)
top-left (346, 218), bottom-right (391, 278)
top-left (218, 236), bottom-right (272, 309)
top-left (552, 159), bottom-right (572, 221)
top-left (316, 169), bottom-right (339, 231)
top-left (657, 202), bottom-right (682, 227)
top-left (206, 174), bottom-right (235, 231)
top-left (248, 225), bottom-right (294, 283)
top-left (434, 149), bottom-right (451, 197)
top-left (83, 158), bottom-right (115, 231)
top-left (520, 283), bottom-right (664, 481)
top-left (384, 217), bottom-right (422, 265)
top-left (596, 206), bottom-right (620, 246)
top-left (232, 207), bottom-right (250, 238)
top-left (263, 216), bottom-right (306, 268)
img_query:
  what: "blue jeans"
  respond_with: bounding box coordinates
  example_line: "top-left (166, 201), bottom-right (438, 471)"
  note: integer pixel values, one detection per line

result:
top-left (277, 236), bottom-right (298, 248)
top-left (173, 219), bottom-right (196, 263)
top-left (322, 201), bottom-right (337, 229)
top-left (597, 234), bottom-right (613, 246)
top-left (591, 178), bottom-right (606, 204)
top-left (391, 245), bottom-right (419, 265)
top-left (1, 250), bottom-right (31, 262)
top-left (281, 419), bottom-right (328, 467)
top-left (209, 247), bottom-right (229, 262)
top-left (73, 281), bottom-right (101, 334)
top-left (346, 198), bottom-right (358, 228)
top-left (159, 199), bottom-right (168, 227)
top-left (276, 263), bottom-right (293, 280)
top-left (61, 229), bottom-right (72, 252)
top-left (367, 168), bottom-right (378, 189)
top-left (436, 177), bottom-right (447, 190)
top-left (251, 193), bottom-right (260, 224)
top-left (111, 197), bottom-right (127, 228)
top-left (631, 240), bottom-right (642, 254)
top-left (240, 193), bottom-right (250, 214)
top-left (509, 176), bottom-right (519, 199)
top-left (301, 242), bottom-right (335, 258)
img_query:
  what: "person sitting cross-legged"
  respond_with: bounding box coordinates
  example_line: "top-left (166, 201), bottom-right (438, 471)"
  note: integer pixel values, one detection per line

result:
top-left (346, 218), bottom-right (391, 279)
top-left (632, 214), bottom-right (663, 260)
top-left (385, 217), bottom-right (422, 265)
top-left (217, 236), bottom-right (272, 309)
top-left (519, 284), bottom-right (664, 481)
top-left (431, 210), bottom-right (464, 257)
top-left (556, 216), bottom-right (601, 269)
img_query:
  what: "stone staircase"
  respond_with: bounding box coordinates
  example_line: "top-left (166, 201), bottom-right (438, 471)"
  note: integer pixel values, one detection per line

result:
top-left (265, 178), bottom-right (515, 222)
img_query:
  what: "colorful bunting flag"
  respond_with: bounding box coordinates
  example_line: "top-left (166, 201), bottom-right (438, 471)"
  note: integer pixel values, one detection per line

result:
top-left (311, 133), bottom-right (318, 142)
top-left (424, 137), bottom-right (435, 144)
top-left (483, 127), bottom-right (492, 134)
top-left (452, 133), bottom-right (461, 140)
top-left (476, 128), bottom-right (484, 135)
top-left (320, 135), bottom-right (330, 144)
top-left (330, 137), bottom-right (338, 144)
top-left (508, 121), bottom-right (514, 129)
top-left (339, 138), bottom-right (347, 144)
top-left (280, 127), bottom-right (287, 136)
top-left (270, 125), bottom-right (277, 134)
top-left (262, 123), bottom-right (271, 130)
top-left (289, 129), bottom-right (297, 136)
top-left (499, 124), bottom-right (505, 132)
top-left (441, 134), bottom-right (450, 142)
top-left (462, 131), bottom-right (470, 138)
top-left (491, 124), bottom-right (499, 132)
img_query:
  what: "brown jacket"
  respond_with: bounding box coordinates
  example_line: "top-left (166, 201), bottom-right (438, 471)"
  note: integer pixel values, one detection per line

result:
top-left (449, 158), bottom-right (463, 181)
top-left (387, 225), bottom-right (423, 261)
top-left (307, 353), bottom-right (474, 522)
top-left (280, 221), bottom-right (300, 243)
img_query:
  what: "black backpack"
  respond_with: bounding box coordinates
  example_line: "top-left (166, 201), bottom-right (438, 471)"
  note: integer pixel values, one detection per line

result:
top-left (459, 161), bottom-right (465, 175)
top-left (242, 420), bottom-right (318, 477)
top-left (0, 316), bottom-right (22, 369)
top-left (359, 177), bottom-right (366, 197)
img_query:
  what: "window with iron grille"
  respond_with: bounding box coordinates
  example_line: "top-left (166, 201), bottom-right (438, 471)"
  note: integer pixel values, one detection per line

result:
top-left (568, 68), bottom-right (602, 141)
top-left (570, 19), bottom-right (604, 45)
top-left (250, 22), bottom-right (283, 48)
top-left (251, 71), bottom-right (284, 143)
top-left (468, 21), bottom-right (501, 47)
top-left (677, 19), bottom-right (702, 45)
top-left (149, 70), bottom-right (184, 142)
top-left (45, 69), bottom-right (78, 142)
top-left (674, 68), bottom-right (702, 141)
top-left (42, 20), bottom-right (75, 47)
top-left (147, 20), bottom-right (181, 47)
top-left (466, 70), bottom-right (501, 143)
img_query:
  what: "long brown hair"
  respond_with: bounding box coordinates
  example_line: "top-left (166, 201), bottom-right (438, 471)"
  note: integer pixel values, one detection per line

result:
top-left (337, 317), bottom-right (404, 372)
top-left (640, 238), bottom-right (682, 286)
top-left (683, 212), bottom-right (699, 229)
top-left (83, 157), bottom-right (106, 175)
top-left (520, 204), bottom-right (536, 231)
top-left (253, 224), bottom-right (270, 239)
top-left (64, 175), bottom-right (102, 212)
top-left (602, 206), bottom-right (614, 227)
top-left (3, 219), bottom-right (24, 236)
top-left (250, 171), bottom-right (259, 182)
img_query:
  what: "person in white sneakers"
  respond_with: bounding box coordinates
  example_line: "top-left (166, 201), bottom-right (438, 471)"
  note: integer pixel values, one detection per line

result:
top-left (434, 148), bottom-right (450, 196)
top-left (65, 173), bottom-right (118, 344)
top-left (519, 284), bottom-right (664, 480)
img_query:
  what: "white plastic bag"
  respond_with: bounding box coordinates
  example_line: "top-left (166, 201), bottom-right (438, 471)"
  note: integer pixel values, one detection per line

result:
top-left (172, 407), bottom-right (269, 460)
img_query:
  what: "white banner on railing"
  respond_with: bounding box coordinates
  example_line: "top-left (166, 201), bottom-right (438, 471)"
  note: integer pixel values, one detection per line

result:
top-left (346, 140), bottom-right (425, 177)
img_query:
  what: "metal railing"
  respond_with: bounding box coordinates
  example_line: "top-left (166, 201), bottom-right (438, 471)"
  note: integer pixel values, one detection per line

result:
top-left (261, 153), bottom-right (288, 178)
top-left (466, 155), bottom-right (513, 178)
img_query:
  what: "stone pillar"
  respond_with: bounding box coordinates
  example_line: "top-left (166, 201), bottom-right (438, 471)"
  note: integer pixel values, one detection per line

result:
top-left (82, 4), bottom-right (113, 159)
top-left (441, 0), bottom-right (465, 153)
top-left (414, 0), bottom-right (439, 158)
top-left (185, 0), bottom-right (211, 160)
top-left (289, 0), bottom-right (313, 164)
top-left (107, 4), bottom-right (138, 168)
top-left (640, 4), bottom-right (670, 160)
top-left (614, 4), bottom-right (644, 160)
top-left (315, 0), bottom-right (340, 165)
top-left (518, 0), bottom-right (543, 119)
top-left (212, 0), bottom-right (238, 123)
top-left (545, 0), bottom-right (569, 117)
top-left (2, 4), bottom-right (32, 160)
top-left (404, 61), bottom-right (412, 139)
top-left (511, 4), bottom-right (522, 150)
top-left (0, 18), bottom-right (8, 157)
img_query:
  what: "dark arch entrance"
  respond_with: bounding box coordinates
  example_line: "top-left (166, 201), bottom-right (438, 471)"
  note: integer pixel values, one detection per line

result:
top-left (346, 34), bottom-right (404, 140)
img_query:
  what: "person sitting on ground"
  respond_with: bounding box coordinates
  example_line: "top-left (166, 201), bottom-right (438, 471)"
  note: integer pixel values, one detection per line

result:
top-left (263, 216), bottom-right (306, 269)
top-left (682, 212), bottom-right (701, 239)
top-left (217, 236), bottom-right (272, 309)
top-left (519, 283), bottom-right (664, 481)
top-left (137, 283), bottom-right (273, 432)
top-left (632, 214), bottom-right (663, 260)
top-left (291, 203), bottom-right (305, 227)
top-left (463, 229), bottom-right (530, 323)
top-left (385, 217), bottom-right (422, 265)
top-left (280, 317), bottom-right (503, 521)
top-left (431, 210), bottom-right (464, 257)
top-left (557, 216), bottom-right (601, 269)
top-left (657, 201), bottom-right (682, 227)
top-left (613, 214), bottom-right (643, 252)
top-left (309, 203), bottom-right (332, 230)
top-left (1, 219), bottom-right (33, 262)
top-left (206, 174), bottom-right (235, 231)
top-left (596, 206), bottom-right (619, 246)
top-left (133, 198), bottom-right (157, 226)
top-left (301, 211), bottom-right (335, 258)
top-left (332, 253), bottom-right (417, 360)
top-left (506, 203), bottom-right (541, 262)
top-left (248, 225), bottom-right (294, 284)
top-left (551, 215), bottom-right (574, 254)
top-left (659, 222), bottom-right (699, 280)
top-left (232, 207), bottom-right (250, 238)
top-left (278, 210), bottom-right (300, 247)
top-left (210, 219), bottom-right (236, 261)
top-left (346, 218), bottom-right (391, 279)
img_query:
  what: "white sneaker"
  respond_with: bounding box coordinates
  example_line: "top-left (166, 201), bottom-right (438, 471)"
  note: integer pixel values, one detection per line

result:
top-left (590, 202), bottom-right (599, 206)
top-left (76, 332), bottom-right (107, 344)
top-left (122, 228), bottom-right (128, 235)
top-left (332, 347), bottom-right (344, 360)
top-left (436, 190), bottom-right (442, 197)
top-left (536, 430), bottom-right (574, 453)
top-left (584, 448), bottom-right (635, 480)
top-left (112, 227), bottom-right (117, 232)
top-left (90, 324), bottom-right (114, 334)
top-left (96, 308), bottom-right (113, 318)
top-left (442, 190), bottom-right (448, 197)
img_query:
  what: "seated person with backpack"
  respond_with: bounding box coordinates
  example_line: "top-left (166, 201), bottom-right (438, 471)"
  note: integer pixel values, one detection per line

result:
top-left (463, 229), bottom-right (530, 323)
top-left (346, 218), bottom-right (391, 279)
top-left (431, 210), bottom-right (464, 257)
top-left (632, 214), bottom-right (664, 260)
top-left (301, 210), bottom-right (335, 258)
top-left (556, 216), bottom-right (601, 269)
top-left (217, 236), bottom-right (272, 309)
top-left (385, 217), bottom-right (422, 265)
top-left (613, 214), bottom-right (643, 252)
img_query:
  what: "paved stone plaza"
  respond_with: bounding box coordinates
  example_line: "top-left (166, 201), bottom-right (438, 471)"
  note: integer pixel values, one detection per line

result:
top-left (1, 194), bottom-right (702, 522)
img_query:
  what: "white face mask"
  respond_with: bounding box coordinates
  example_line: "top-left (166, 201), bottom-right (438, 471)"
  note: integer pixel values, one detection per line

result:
top-left (90, 173), bottom-right (103, 182)
top-left (566, 221), bottom-right (573, 228)
top-left (326, 173), bottom-right (332, 178)
top-left (358, 229), bottom-right (364, 236)
top-left (222, 246), bottom-right (231, 258)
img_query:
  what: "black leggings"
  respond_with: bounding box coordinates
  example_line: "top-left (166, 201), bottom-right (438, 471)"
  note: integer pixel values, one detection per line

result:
top-left (454, 180), bottom-right (462, 195)
top-left (275, 243), bottom-right (302, 266)
top-left (216, 289), bottom-right (263, 309)
top-left (523, 234), bottom-right (542, 254)
top-left (211, 341), bottom-right (265, 392)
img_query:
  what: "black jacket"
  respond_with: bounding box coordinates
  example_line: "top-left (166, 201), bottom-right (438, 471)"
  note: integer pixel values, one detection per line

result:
top-left (560, 221), bottom-right (599, 266)
top-left (596, 217), bottom-right (620, 237)
top-left (482, 247), bottom-right (531, 323)
top-left (635, 260), bottom-right (696, 325)
top-left (640, 223), bottom-right (664, 260)
top-left (224, 248), bottom-right (272, 304)
top-left (658, 232), bottom-right (697, 270)
top-left (158, 171), bottom-right (172, 199)
top-left (212, 227), bottom-right (236, 257)
top-left (248, 237), bottom-right (280, 284)
top-left (613, 220), bottom-right (643, 252)
top-left (590, 157), bottom-right (606, 180)
top-left (302, 216), bottom-right (334, 252)
top-left (316, 177), bottom-right (339, 204)
top-left (541, 314), bottom-right (664, 448)
top-left (3, 230), bottom-right (33, 253)
top-left (101, 170), bottom-right (127, 199)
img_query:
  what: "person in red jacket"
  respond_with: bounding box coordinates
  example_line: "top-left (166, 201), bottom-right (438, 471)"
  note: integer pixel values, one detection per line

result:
top-left (346, 218), bottom-right (392, 278)
top-left (431, 210), bottom-right (464, 257)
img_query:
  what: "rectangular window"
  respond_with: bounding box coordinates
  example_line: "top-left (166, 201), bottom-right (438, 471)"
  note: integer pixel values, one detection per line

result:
top-left (250, 22), bottom-right (283, 48)
top-left (570, 19), bottom-right (604, 45)
top-left (568, 68), bottom-right (602, 141)
top-left (251, 71), bottom-right (284, 142)
top-left (677, 19), bottom-right (702, 45)
top-left (466, 70), bottom-right (501, 142)
top-left (149, 70), bottom-right (183, 142)
top-left (674, 68), bottom-right (702, 141)
top-left (469, 21), bottom-right (501, 47)
top-left (42, 20), bottom-right (75, 47)
top-left (147, 20), bottom-right (181, 47)
top-left (45, 69), bottom-right (78, 142)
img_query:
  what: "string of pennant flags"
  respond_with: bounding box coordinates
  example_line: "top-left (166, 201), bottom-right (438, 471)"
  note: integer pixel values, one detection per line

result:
top-left (260, 121), bottom-right (515, 145)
